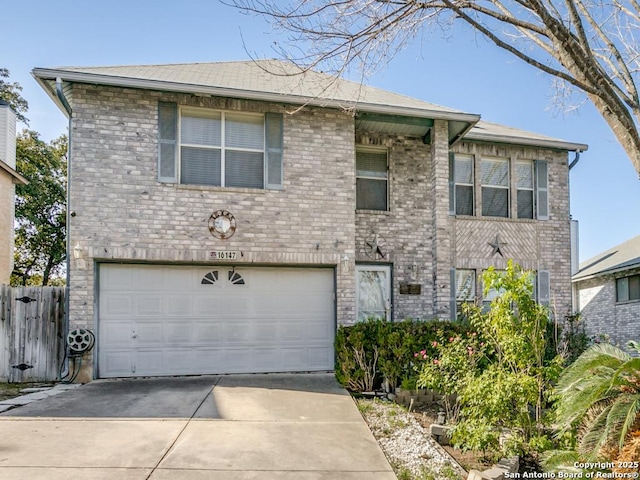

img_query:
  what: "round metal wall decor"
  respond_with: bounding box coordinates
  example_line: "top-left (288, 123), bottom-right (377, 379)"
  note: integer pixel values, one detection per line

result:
top-left (209, 210), bottom-right (236, 239)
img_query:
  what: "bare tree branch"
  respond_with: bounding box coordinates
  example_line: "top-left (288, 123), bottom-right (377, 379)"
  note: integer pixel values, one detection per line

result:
top-left (227, 0), bottom-right (640, 174)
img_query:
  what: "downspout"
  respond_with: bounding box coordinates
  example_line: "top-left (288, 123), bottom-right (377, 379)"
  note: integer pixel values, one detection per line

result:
top-left (56, 78), bottom-right (72, 380)
top-left (568, 150), bottom-right (581, 170)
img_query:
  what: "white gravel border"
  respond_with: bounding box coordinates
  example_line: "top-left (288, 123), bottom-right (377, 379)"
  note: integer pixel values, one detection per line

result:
top-left (357, 397), bottom-right (467, 480)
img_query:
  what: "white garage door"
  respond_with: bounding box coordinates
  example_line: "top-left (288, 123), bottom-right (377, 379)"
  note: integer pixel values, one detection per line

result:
top-left (98, 264), bottom-right (335, 378)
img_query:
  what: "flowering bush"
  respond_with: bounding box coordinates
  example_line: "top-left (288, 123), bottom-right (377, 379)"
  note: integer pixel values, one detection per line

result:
top-left (416, 332), bottom-right (489, 422)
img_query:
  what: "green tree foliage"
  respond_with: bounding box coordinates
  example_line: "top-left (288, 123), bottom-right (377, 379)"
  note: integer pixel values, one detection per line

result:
top-left (543, 342), bottom-right (640, 469)
top-left (11, 131), bottom-right (67, 286)
top-left (0, 68), bottom-right (28, 124)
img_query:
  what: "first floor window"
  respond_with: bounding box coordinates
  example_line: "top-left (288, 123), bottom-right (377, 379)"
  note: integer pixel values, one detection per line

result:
top-left (356, 148), bottom-right (388, 211)
top-left (617, 274), bottom-right (640, 302)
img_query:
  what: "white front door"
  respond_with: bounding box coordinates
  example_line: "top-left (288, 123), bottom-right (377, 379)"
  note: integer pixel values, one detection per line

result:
top-left (356, 265), bottom-right (391, 321)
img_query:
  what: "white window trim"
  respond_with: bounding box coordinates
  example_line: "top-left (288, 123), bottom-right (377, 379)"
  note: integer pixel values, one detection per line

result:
top-left (178, 106), bottom-right (266, 188)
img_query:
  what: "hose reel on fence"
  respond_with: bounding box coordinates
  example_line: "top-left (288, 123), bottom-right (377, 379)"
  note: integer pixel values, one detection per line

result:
top-left (67, 328), bottom-right (95, 356)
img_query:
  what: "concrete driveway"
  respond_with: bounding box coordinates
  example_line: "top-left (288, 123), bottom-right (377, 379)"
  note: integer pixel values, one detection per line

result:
top-left (0, 373), bottom-right (395, 479)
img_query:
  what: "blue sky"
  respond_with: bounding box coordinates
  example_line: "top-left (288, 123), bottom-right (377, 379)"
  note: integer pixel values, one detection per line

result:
top-left (2, 0), bottom-right (638, 262)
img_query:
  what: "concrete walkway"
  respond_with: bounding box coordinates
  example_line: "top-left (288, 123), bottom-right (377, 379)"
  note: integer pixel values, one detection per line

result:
top-left (0, 374), bottom-right (396, 479)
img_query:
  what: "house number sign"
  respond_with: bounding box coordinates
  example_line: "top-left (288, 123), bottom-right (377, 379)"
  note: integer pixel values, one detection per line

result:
top-left (209, 251), bottom-right (238, 260)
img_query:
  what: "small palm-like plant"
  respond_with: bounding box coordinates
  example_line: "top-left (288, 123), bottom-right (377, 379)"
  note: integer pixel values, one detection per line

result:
top-left (544, 341), bottom-right (640, 469)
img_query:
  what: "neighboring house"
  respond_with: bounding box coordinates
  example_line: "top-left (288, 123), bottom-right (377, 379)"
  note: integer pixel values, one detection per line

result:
top-left (573, 235), bottom-right (640, 348)
top-left (0, 101), bottom-right (27, 284)
top-left (33, 60), bottom-right (587, 381)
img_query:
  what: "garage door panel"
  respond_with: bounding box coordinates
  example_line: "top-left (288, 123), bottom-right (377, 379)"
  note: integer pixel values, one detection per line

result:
top-left (101, 294), bottom-right (133, 316)
top-left (99, 265), bottom-right (335, 378)
top-left (137, 295), bottom-right (164, 316)
top-left (166, 296), bottom-right (193, 316)
top-left (100, 321), bottom-right (134, 347)
top-left (136, 350), bottom-right (166, 374)
top-left (101, 351), bottom-right (134, 376)
top-left (308, 347), bottom-right (333, 369)
top-left (194, 322), bottom-right (223, 343)
top-left (162, 321), bottom-right (193, 344)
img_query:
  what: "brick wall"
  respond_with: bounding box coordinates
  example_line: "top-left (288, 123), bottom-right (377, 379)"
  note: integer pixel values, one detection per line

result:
top-left (67, 85), bottom-right (357, 379)
top-left (67, 82), bottom-right (576, 379)
top-left (576, 268), bottom-right (640, 348)
top-left (450, 141), bottom-right (573, 319)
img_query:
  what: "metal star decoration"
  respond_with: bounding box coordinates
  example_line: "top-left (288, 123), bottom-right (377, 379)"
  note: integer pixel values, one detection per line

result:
top-left (365, 233), bottom-right (387, 259)
top-left (488, 234), bottom-right (507, 257)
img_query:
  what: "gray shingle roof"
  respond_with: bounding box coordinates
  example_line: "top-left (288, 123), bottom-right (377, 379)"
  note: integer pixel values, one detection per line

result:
top-left (573, 235), bottom-right (640, 281)
top-left (32, 60), bottom-right (587, 151)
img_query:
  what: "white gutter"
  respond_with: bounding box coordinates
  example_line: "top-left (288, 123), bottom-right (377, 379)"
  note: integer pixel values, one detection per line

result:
top-left (464, 131), bottom-right (588, 153)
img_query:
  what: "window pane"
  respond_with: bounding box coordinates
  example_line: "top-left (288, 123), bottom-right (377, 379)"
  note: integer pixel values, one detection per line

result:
top-left (482, 187), bottom-right (509, 217)
top-left (516, 161), bottom-right (533, 188)
top-left (456, 270), bottom-right (475, 301)
top-left (225, 150), bottom-right (264, 188)
top-left (630, 275), bottom-right (640, 300)
top-left (455, 155), bottom-right (473, 184)
top-left (181, 113), bottom-right (221, 146)
top-left (517, 190), bottom-right (534, 219)
top-left (225, 113), bottom-right (264, 150)
top-left (356, 178), bottom-right (387, 210)
top-left (181, 147), bottom-right (221, 186)
top-left (617, 277), bottom-right (629, 302)
top-left (357, 151), bottom-right (387, 178)
top-left (481, 158), bottom-right (508, 186)
top-left (456, 185), bottom-right (474, 215)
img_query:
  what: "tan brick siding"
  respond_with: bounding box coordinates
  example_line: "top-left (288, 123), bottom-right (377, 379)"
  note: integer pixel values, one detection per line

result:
top-left (576, 269), bottom-right (640, 348)
top-left (66, 83), bottom-right (574, 379)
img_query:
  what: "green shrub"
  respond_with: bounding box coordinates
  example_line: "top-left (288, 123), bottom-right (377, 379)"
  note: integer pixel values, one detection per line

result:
top-left (334, 318), bottom-right (469, 392)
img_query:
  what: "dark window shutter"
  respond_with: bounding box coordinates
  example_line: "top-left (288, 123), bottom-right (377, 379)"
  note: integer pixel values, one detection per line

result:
top-left (449, 152), bottom-right (455, 215)
top-left (450, 268), bottom-right (457, 320)
top-left (265, 113), bottom-right (283, 189)
top-left (536, 161), bottom-right (549, 220)
top-left (158, 102), bottom-right (178, 183)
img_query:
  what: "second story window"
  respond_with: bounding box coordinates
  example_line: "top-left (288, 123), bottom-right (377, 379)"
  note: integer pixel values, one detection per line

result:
top-left (449, 153), bottom-right (474, 216)
top-left (481, 157), bottom-right (510, 218)
top-left (356, 148), bottom-right (388, 211)
top-left (157, 102), bottom-right (283, 189)
top-left (181, 109), bottom-right (265, 188)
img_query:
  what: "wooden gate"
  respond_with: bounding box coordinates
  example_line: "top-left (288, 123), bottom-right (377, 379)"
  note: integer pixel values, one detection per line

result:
top-left (0, 285), bottom-right (66, 382)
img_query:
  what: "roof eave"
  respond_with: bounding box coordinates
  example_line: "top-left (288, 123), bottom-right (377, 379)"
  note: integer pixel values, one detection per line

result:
top-left (32, 68), bottom-right (481, 123)
top-left (0, 159), bottom-right (28, 185)
top-left (464, 132), bottom-right (589, 152)
top-left (572, 262), bottom-right (640, 282)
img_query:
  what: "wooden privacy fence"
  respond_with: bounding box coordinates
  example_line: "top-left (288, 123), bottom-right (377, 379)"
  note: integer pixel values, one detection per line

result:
top-left (0, 285), bottom-right (66, 383)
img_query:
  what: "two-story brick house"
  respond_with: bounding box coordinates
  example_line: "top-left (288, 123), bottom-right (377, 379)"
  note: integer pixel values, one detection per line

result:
top-left (33, 60), bottom-right (587, 381)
